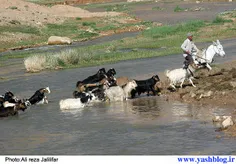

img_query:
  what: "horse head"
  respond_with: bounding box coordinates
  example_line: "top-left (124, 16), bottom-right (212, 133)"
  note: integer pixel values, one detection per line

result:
top-left (213, 40), bottom-right (225, 57)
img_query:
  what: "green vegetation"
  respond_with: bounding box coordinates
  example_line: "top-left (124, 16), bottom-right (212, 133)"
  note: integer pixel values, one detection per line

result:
top-left (8, 6), bottom-right (18, 10)
top-left (0, 15), bottom-right (145, 50)
top-left (21, 11), bottom-right (236, 72)
top-left (78, 1), bottom-right (151, 12)
top-left (143, 20), bottom-right (206, 38)
top-left (0, 25), bottom-right (40, 35)
top-left (212, 16), bottom-right (233, 24)
top-left (152, 6), bottom-right (165, 11)
top-left (104, 4), bottom-right (129, 12)
top-left (174, 5), bottom-right (186, 12)
top-left (26, 0), bottom-right (64, 5)
top-left (1, 0), bottom-right (236, 72)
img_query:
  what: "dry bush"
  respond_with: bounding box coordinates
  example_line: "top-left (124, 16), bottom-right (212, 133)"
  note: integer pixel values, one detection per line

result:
top-left (24, 55), bottom-right (46, 72)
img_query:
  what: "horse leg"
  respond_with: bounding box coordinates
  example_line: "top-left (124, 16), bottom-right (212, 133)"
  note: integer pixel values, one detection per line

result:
top-left (189, 78), bottom-right (196, 87)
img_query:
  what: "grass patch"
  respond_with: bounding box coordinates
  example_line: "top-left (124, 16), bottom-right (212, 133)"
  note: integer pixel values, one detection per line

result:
top-left (174, 5), bottom-right (186, 12)
top-left (78, 1), bottom-right (151, 12)
top-left (0, 25), bottom-right (40, 35)
top-left (82, 21), bottom-right (96, 27)
top-left (105, 4), bottom-right (129, 12)
top-left (26, 0), bottom-right (64, 5)
top-left (152, 6), bottom-right (165, 11)
top-left (8, 6), bottom-right (18, 10)
top-left (212, 16), bottom-right (233, 24)
top-left (143, 20), bottom-right (206, 38)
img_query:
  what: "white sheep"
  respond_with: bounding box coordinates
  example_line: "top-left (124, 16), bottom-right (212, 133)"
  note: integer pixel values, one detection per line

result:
top-left (105, 80), bottom-right (137, 102)
top-left (165, 66), bottom-right (196, 90)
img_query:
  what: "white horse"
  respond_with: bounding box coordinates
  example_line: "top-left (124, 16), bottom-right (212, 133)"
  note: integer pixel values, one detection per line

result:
top-left (193, 40), bottom-right (225, 70)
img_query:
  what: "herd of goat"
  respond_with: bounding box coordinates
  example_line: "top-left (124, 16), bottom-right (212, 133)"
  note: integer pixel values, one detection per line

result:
top-left (0, 67), bottom-right (162, 117)
top-left (59, 68), bottom-right (161, 109)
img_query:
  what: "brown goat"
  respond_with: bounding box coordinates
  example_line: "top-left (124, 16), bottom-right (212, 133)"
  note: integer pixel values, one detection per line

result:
top-left (115, 76), bottom-right (131, 87)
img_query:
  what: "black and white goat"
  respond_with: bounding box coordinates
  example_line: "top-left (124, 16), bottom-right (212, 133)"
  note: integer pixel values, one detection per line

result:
top-left (0, 91), bottom-right (26, 117)
top-left (0, 100), bottom-right (27, 117)
top-left (24, 87), bottom-right (51, 106)
top-left (60, 92), bottom-right (95, 110)
top-left (131, 75), bottom-right (160, 98)
top-left (105, 68), bottom-right (117, 87)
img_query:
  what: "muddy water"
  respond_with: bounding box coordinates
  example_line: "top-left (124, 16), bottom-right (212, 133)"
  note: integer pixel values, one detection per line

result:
top-left (1, 36), bottom-right (236, 154)
top-left (1, 60), bottom-right (236, 155)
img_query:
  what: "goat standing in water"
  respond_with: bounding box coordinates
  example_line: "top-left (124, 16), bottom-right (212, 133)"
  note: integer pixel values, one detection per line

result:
top-left (104, 80), bottom-right (137, 102)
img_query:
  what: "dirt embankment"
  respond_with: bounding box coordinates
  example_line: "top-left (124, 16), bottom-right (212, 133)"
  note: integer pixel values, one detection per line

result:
top-left (159, 61), bottom-right (236, 108)
top-left (0, 0), bottom-right (121, 27)
top-left (156, 61), bottom-right (236, 135)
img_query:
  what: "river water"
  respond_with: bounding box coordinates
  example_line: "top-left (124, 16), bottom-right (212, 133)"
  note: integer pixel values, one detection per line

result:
top-left (1, 37), bottom-right (236, 155)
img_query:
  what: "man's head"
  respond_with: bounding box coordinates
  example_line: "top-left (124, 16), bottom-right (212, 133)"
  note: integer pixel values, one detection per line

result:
top-left (187, 33), bottom-right (193, 41)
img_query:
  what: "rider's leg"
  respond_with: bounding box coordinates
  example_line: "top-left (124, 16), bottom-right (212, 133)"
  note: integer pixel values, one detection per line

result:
top-left (183, 55), bottom-right (192, 69)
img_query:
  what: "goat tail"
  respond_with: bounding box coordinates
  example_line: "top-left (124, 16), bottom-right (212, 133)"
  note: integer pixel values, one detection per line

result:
top-left (164, 70), bottom-right (170, 78)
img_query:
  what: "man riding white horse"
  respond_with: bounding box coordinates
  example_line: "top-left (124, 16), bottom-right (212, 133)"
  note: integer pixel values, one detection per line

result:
top-left (181, 33), bottom-right (200, 70)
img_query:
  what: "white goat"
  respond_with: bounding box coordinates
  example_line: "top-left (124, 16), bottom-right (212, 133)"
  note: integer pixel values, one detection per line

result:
top-left (59, 93), bottom-right (95, 110)
top-left (59, 98), bottom-right (88, 110)
top-left (165, 65), bottom-right (196, 90)
top-left (105, 80), bottom-right (137, 102)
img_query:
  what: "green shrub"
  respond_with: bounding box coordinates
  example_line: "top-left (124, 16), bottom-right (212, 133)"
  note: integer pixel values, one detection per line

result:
top-left (9, 6), bottom-right (18, 10)
top-left (82, 22), bottom-right (96, 26)
top-left (174, 5), bottom-right (185, 12)
top-left (212, 16), bottom-right (233, 24)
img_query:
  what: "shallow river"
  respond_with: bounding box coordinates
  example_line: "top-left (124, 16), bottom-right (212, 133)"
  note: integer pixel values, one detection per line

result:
top-left (1, 38), bottom-right (236, 155)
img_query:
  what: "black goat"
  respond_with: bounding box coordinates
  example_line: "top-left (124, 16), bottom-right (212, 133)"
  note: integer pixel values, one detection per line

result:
top-left (3, 91), bottom-right (20, 103)
top-left (131, 75), bottom-right (160, 98)
top-left (73, 90), bottom-right (87, 98)
top-left (106, 68), bottom-right (117, 87)
top-left (81, 68), bottom-right (107, 84)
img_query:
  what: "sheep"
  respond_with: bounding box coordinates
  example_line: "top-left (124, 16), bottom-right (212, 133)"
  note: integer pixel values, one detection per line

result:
top-left (104, 80), bottom-right (137, 102)
top-left (165, 65), bottom-right (196, 90)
